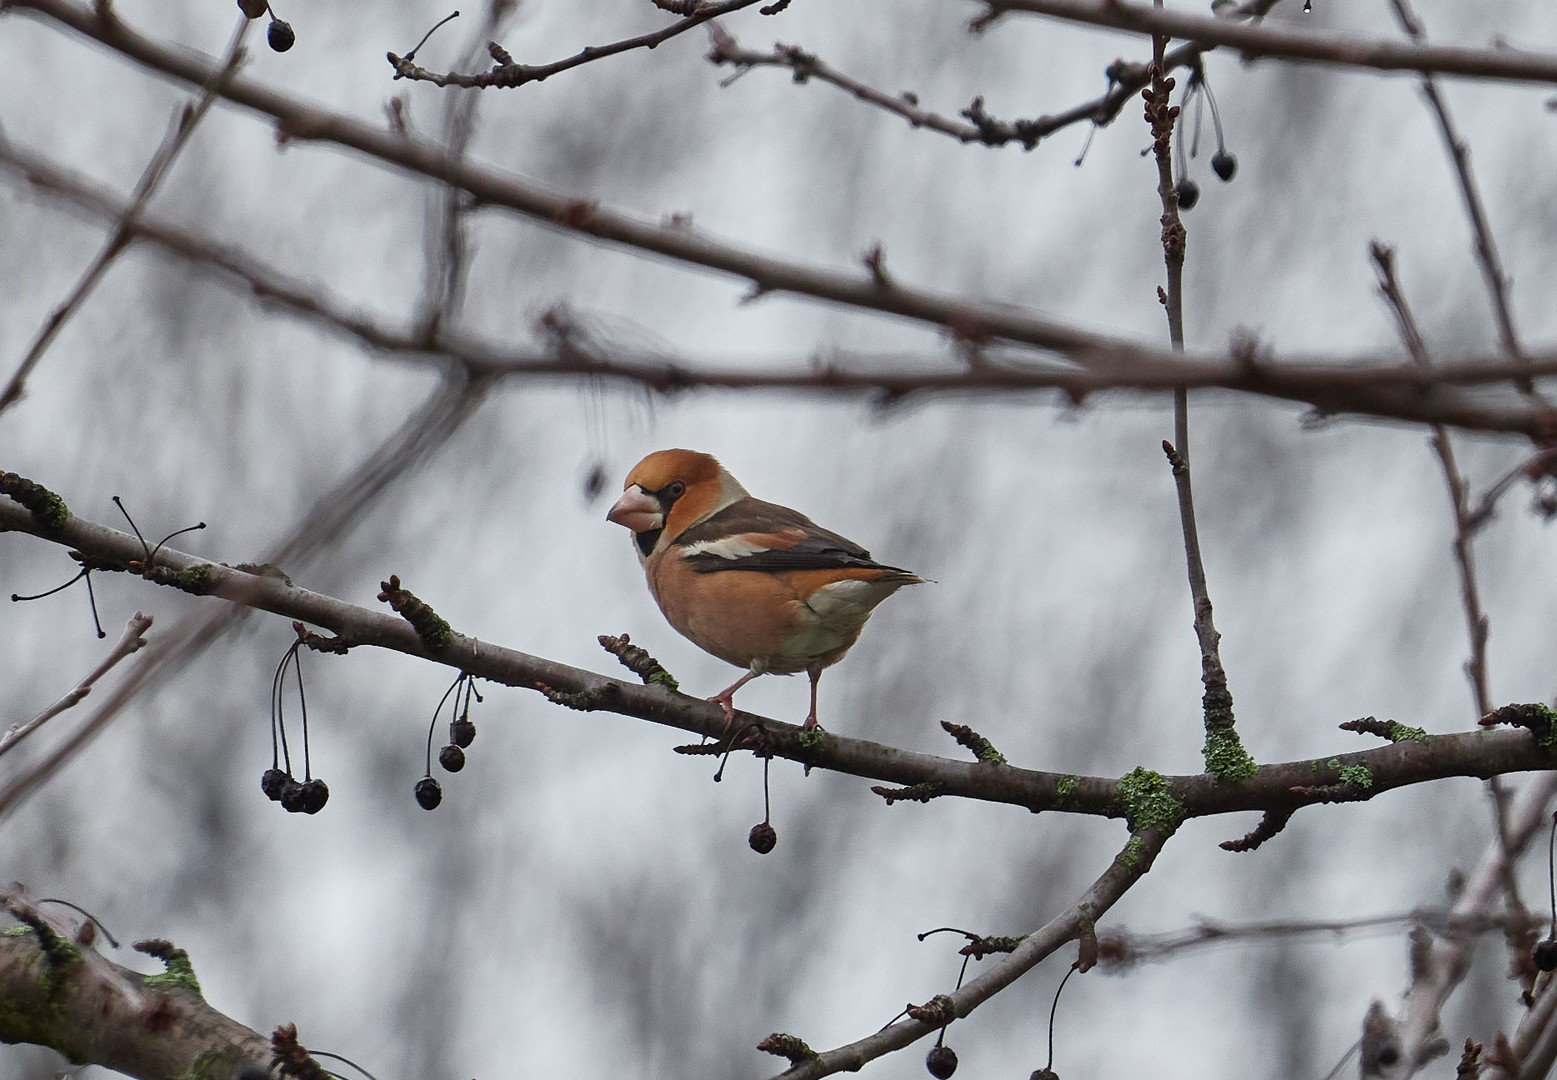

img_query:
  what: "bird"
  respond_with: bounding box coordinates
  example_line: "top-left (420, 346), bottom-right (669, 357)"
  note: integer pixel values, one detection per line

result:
top-left (607, 449), bottom-right (924, 731)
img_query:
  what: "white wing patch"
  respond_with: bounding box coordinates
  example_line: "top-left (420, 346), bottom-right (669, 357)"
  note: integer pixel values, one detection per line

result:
top-left (682, 535), bottom-right (773, 561)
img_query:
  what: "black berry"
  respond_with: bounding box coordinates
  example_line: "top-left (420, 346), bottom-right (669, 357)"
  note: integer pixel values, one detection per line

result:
top-left (296, 778), bottom-right (329, 814)
top-left (279, 779), bottom-right (309, 813)
top-left (238, 0), bottom-right (268, 18)
top-left (1535, 939), bottom-right (1557, 971)
top-left (926, 1045), bottom-right (958, 1079)
top-left (748, 822), bottom-right (777, 854)
top-left (1211, 150), bottom-right (1238, 182)
top-left (449, 717), bottom-right (476, 748)
top-left (1174, 177), bottom-right (1200, 211)
top-left (268, 19), bottom-right (295, 52)
top-left (415, 776), bottom-right (443, 810)
top-left (261, 768), bottom-right (290, 801)
top-left (439, 744), bottom-right (467, 773)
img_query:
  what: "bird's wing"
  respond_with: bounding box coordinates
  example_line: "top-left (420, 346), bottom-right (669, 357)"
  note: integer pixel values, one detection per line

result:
top-left (674, 498), bottom-right (915, 577)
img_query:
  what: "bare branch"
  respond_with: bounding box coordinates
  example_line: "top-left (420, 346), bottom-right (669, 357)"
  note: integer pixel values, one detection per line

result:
top-left (976, 0), bottom-right (1557, 86)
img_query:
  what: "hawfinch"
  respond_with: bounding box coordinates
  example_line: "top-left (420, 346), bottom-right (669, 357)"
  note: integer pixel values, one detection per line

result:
top-left (607, 449), bottom-right (924, 730)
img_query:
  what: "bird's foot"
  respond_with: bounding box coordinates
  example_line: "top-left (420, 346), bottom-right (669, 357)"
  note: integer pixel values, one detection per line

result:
top-left (709, 692), bottom-right (738, 733)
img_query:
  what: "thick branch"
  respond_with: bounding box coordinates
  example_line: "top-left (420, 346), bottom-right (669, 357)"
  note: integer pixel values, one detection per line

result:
top-left (7, 495), bottom-right (1557, 826)
top-left (0, 894), bottom-right (269, 1079)
top-left (6, 132), bottom-right (1557, 434)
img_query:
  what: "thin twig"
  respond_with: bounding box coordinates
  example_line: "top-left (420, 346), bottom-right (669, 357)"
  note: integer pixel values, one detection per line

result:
top-left (1100, 907), bottom-right (1540, 967)
top-left (0, 14), bottom-right (251, 414)
top-left (1486, 971), bottom-right (1557, 1080)
top-left (1145, 14), bottom-right (1249, 775)
top-left (1390, 774), bottom-right (1557, 1078)
top-left (760, 829), bottom-right (1170, 1080)
top-left (1371, 243), bottom-right (1549, 1079)
top-left (706, 25), bottom-right (1207, 150)
top-left (1371, 244), bottom-right (1493, 718)
top-left (0, 613), bottom-right (153, 760)
top-left (386, 0), bottom-right (766, 88)
top-left (1386, 0), bottom-right (1530, 394)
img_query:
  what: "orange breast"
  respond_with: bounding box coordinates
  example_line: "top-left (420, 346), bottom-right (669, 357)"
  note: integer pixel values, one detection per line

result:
top-left (645, 555), bottom-right (912, 674)
top-left (648, 554), bottom-right (805, 670)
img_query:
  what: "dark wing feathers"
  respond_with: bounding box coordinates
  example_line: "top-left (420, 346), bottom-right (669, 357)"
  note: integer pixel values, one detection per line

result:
top-left (677, 498), bottom-right (910, 576)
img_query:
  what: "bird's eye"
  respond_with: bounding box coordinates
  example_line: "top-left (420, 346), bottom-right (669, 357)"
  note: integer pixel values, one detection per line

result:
top-left (665, 480), bottom-right (686, 500)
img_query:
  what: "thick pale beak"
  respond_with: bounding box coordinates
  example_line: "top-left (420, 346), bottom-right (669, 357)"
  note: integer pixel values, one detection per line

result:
top-left (606, 486), bottom-right (663, 533)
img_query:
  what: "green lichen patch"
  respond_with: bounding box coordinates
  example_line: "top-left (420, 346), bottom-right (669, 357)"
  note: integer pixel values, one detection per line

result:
top-left (1338, 765), bottom-right (1374, 790)
top-left (174, 563), bottom-right (215, 595)
top-left (1484, 703), bottom-right (1557, 749)
top-left (1202, 728), bottom-right (1257, 782)
top-left (796, 728), bottom-right (828, 752)
top-left (0, 472), bottom-right (69, 530)
top-left (1055, 775), bottom-right (1080, 804)
top-left (1387, 722), bottom-right (1429, 743)
top-left (136, 939), bottom-right (202, 997)
top-left (1115, 767), bottom-right (1184, 834)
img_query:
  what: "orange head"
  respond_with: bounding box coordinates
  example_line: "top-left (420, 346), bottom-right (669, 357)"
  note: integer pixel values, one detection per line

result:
top-left (607, 449), bottom-right (750, 559)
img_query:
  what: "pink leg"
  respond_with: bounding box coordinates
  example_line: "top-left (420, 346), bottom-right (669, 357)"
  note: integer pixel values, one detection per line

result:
top-left (710, 667), bottom-right (762, 730)
top-left (803, 665), bottom-right (823, 730)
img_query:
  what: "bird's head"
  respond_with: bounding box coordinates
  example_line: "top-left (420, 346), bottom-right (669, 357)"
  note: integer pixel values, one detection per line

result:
top-left (607, 449), bottom-right (749, 559)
